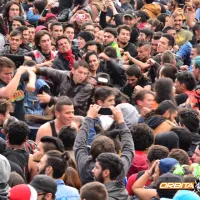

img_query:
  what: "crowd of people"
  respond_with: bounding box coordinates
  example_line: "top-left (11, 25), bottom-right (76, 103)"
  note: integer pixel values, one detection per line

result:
top-left (0, 0), bottom-right (200, 199)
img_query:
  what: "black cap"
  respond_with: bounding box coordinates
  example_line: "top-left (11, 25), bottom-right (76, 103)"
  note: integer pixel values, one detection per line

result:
top-left (124, 10), bottom-right (137, 19)
top-left (95, 73), bottom-right (111, 86)
top-left (30, 175), bottom-right (57, 194)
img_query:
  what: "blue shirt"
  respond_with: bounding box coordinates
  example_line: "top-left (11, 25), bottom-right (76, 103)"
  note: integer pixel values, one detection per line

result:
top-left (55, 179), bottom-right (80, 200)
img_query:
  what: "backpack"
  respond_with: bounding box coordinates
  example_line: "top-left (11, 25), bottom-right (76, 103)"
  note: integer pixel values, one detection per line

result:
top-left (3, 148), bottom-right (30, 182)
top-left (185, 90), bottom-right (200, 110)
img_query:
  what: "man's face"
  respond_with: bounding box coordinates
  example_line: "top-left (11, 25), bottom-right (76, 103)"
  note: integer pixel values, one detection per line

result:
top-left (151, 39), bottom-right (159, 52)
top-left (39, 34), bottom-right (51, 52)
top-left (192, 146), bottom-right (200, 164)
top-left (87, 45), bottom-right (98, 53)
top-left (9, 4), bottom-right (20, 20)
top-left (103, 32), bottom-right (115, 46)
top-left (174, 79), bottom-right (184, 94)
top-left (9, 35), bottom-right (22, 51)
top-left (138, 93), bottom-right (154, 110)
top-left (22, 30), bottom-right (29, 45)
top-left (126, 75), bottom-right (138, 87)
top-left (123, 16), bottom-right (135, 27)
top-left (192, 64), bottom-right (199, 79)
top-left (28, 27), bottom-right (35, 43)
top-left (92, 161), bottom-right (104, 183)
top-left (57, 38), bottom-right (71, 53)
top-left (157, 37), bottom-right (170, 53)
top-left (138, 46), bottom-right (150, 61)
top-left (64, 27), bottom-right (74, 42)
top-left (51, 25), bottom-right (63, 40)
top-left (0, 67), bottom-right (14, 84)
top-left (88, 54), bottom-right (99, 71)
top-left (72, 66), bottom-right (89, 84)
top-left (191, 48), bottom-right (197, 60)
top-left (56, 105), bottom-right (75, 126)
top-left (167, 29), bottom-right (177, 39)
top-left (85, 25), bottom-right (95, 34)
top-left (37, 154), bottom-right (48, 175)
top-left (95, 31), bottom-right (104, 44)
top-left (12, 20), bottom-right (21, 30)
top-left (174, 15), bottom-right (183, 31)
top-left (138, 32), bottom-right (147, 42)
top-left (33, 142), bottom-right (45, 162)
top-left (100, 95), bottom-right (115, 107)
top-left (78, 36), bottom-right (86, 49)
top-left (118, 29), bottom-right (130, 45)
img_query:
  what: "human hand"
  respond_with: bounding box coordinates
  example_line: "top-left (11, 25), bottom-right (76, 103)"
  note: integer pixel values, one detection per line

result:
top-left (146, 58), bottom-right (156, 66)
top-left (147, 160), bottom-right (160, 175)
top-left (140, 107), bottom-right (151, 117)
top-left (99, 53), bottom-right (110, 61)
top-left (134, 85), bottom-right (143, 92)
top-left (87, 104), bottom-right (101, 119)
top-left (180, 65), bottom-right (188, 71)
top-left (109, 106), bottom-right (124, 124)
top-left (37, 92), bottom-right (51, 103)
top-left (43, 60), bottom-right (54, 67)
top-left (123, 51), bottom-right (131, 60)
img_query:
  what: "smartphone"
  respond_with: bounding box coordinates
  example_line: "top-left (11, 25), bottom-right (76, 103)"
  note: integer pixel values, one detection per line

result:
top-left (76, 14), bottom-right (85, 20)
top-left (98, 108), bottom-right (112, 115)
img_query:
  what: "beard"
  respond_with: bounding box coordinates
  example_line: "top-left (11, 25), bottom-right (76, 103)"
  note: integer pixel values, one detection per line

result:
top-left (38, 166), bottom-right (47, 175)
top-left (94, 172), bottom-right (104, 183)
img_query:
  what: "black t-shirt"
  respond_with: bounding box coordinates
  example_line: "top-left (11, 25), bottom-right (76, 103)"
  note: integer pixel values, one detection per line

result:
top-left (123, 42), bottom-right (137, 58)
top-left (175, 93), bottom-right (188, 106)
top-left (0, 79), bottom-right (25, 121)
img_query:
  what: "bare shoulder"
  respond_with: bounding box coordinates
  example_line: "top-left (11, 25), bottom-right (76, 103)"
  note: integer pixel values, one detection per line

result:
top-left (36, 122), bottom-right (52, 143)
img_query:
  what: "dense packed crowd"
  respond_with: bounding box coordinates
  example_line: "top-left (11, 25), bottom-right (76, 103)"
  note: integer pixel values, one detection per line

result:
top-left (0, 0), bottom-right (200, 199)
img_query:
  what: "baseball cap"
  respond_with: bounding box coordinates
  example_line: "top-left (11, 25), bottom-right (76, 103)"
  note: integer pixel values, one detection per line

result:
top-left (0, 154), bottom-right (11, 183)
top-left (35, 25), bottom-right (47, 33)
top-left (124, 10), bottom-right (137, 19)
top-left (159, 158), bottom-right (179, 174)
top-left (30, 175), bottom-right (57, 195)
top-left (45, 13), bottom-right (57, 22)
top-left (96, 73), bottom-right (111, 86)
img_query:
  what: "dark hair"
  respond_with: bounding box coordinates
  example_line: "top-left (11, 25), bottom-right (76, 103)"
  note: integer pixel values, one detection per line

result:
top-left (130, 124), bottom-right (154, 150)
top-left (162, 33), bottom-right (175, 48)
top-left (56, 35), bottom-right (70, 46)
top-left (114, 89), bottom-right (130, 105)
top-left (12, 16), bottom-right (25, 26)
top-left (144, 0), bottom-right (154, 4)
top-left (161, 50), bottom-right (175, 64)
top-left (157, 13), bottom-right (169, 26)
top-left (3, 1), bottom-right (22, 19)
top-left (104, 46), bottom-right (117, 59)
top-left (80, 21), bottom-right (94, 31)
top-left (159, 65), bottom-right (177, 82)
top-left (168, 149), bottom-right (190, 165)
top-left (63, 22), bottom-right (75, 32)
top-left (94, 86), bottom-right (115, 103)
top-left (15, 25), bottom-right (28, 35)
top-left (192, 22), bottom-right (200, 35)
top-left (0, 57), bottom-right (16, 70)
top-left (8, 121), bottom-right (30, 145)
top-left (74, 60), bottom-right (89, 70)
top-left (135, 10), bottom-right (149, 23)
top-left (50, 21), bottom-right (63, 31)
top-left (155, 78), bottom-right (176, 104)
top-left (85, 51), bottom-right (98, 65)
top-left (8, 171), bottom-right (25, 188)
top-left (34, 30), bottom-right (51, 50)
top-left (104, 27), bottom-right (118, 38)
top-left (150, 19), bottom-right (164, 32)
top-left (0, 99), bottom-right (12, 116)
top-left (97, 153), bottom-right (124, 180)
top-left (94, 23), bottom-right (102, 30)
top-left (152, 32), bottom-right (162, 40)
top-left (55, 96), bottom-right (73, 112)
top-left (155, 100), bottom-right (177, 115)
top-left (23, 60), bottom-right (36, 67)
top-left (140, 28), bottom-right (154, 40)
top-left (33, 0), bottom-right (46, 14)
top-left (80, 182), bottom-right (107, 200)
top-left (126, 65), bottom-right (142, 78)
top-left (91, 135), bottom-right (115, 161)
top-left (85, 40), bottom-right (104, 54)
top-left (176, 72), bottom-right (196, 91)
top-left (171, 127), bottom-right (192, 151)
top-left (178, 108), bottom-right (200, 132)
top-left (147, 145), bottom-right (169, 163)
top-left (163, 26), bottom-right (176, 34)
top-left (138, 41), bottom-right (151, 48)
top-left (46, 150), bottom-right (70, 179)
top-left (117, 25), bottom-right (131, 35)
top-left (132, 90), bottom-right (154, 105)
top-left (58, 126), bottom-right (77, 150)
top-left (9, 30), bottom-right (22, 38)
top-left (3, 116), bottom-right (18, 134)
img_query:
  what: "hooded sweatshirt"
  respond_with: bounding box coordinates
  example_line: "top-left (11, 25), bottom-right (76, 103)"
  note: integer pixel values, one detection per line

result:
top-left (0, 183), bottom-right (9, 200)
top-left (141, 3), bottom-right (161, 19)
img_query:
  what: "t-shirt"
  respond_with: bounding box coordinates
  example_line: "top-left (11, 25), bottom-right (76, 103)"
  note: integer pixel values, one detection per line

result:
top-left (123, 42), bottom-right (137, 58)
top-left (175, 93), bottom-right (188, 106)
top-left (176, 28), bottom-right (193, 47)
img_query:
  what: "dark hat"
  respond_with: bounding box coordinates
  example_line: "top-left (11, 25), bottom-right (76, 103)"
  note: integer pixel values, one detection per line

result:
top-left (30, 175), bottom-right (57, 195)
top-left (40, 136), bottom-right (65, 153)
top-left (95, 72), bottom-right (111, 86)
top-left (124, 10), bottom-right (137, 19)
top-left (78, 31), bottom-right (95, 42)
top-left (159, 158), bottom-right (179, 174)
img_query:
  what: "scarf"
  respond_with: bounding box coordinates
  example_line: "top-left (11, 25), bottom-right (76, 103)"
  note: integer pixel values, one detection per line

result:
top-left (59, 50), bottom-right (74, 69)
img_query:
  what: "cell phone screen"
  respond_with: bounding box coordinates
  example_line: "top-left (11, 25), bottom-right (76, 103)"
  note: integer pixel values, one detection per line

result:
top-left (98, 108), bottom-right (113, 115)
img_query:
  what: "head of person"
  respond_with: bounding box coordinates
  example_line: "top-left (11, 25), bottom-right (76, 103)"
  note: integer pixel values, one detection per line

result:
top-left (30, 175), bottom-right (57, 200)
top-left (138, 28), bottom-right (154, 42)
top-left (81, 21), bottom-right (95, 34)
top-left (92, 153), bottom-right (124, 183)
top-left (85, 51), bottom-right (100, 73)
top-left (8, 30), bottom-right (22, 51)
top-left (130, 124), bottom-right (154, 151)
top-left (192, 143), bottom-right (200, 163)
top-left (178, 108), bottom-right (200, 133)
top-left (95, 30), bottom-right (104, 44)
top-left (63, 23), bottom-right (75, 43)
top-left (103, 27), bottom-right (118, 46)
top-left (171, 127), bottom-right (192, 152)
top-left (7, 121), bottom-right (30, 146)
top-left (157, 33), bottom-right (175, 53)
top-left (126, 65), bottom-right (142, 87)
top-left (175, 72), bottom-right (196, 94)
top-left (173, 13), bottom-right (183, 31)
top-left (33, 136), bottom-right (65, 162)
top-left (55, 96), bottom-right (74, 126)
top-left (161, 50), bottom-right (176, 65)
top-left (85, 40), bottom-right (103, 54)
top-left (11, 16), bottom-right (25, 31)
top-left (77, 31), bottom-right (95, 49)
top-left (0, 154), bottom-right (11, 186)
top-left (0, 99), bottom-right (12, 125)
top-left (3, 1), bottom-right (21, 21)
top-left (94, 24), bottom-right (102, 35)
top-left (95, 73), bottom-right (112, 87)
top-left (163, 26), bottom-right (177, 39)
top-left (32, 0), bottom-right (46, 14)
top-left (151, 32), bottom-right (162, 54)
top-left (159, 64), bottom-right (177, 82)
top-left (56, 35), bottom-right (71, 54)
top-left (192, 21), bottom-right (200, 37)
top-left (38, 150), bottom-right (69, 179)
top-left (133, 90), bottom-right (155, 110)
top-left (50, 22), bottom-right (63, 40)
top-left (155, 100), bottom-right (178, 122)
top-left (117, 25), bottom-right (131, 45)
top-left (155, 77), bottom-right (176, 104)
top-left (58, 126), bottom-right (77, 151)
top-left (34, 30), bottom-right (51, 52)
top-left (2, 116), bottom-right (18, 136)
top-left (8, 171), bottom-right (25, 188)
top-left (122, 10), bottom-right (137, 27)
top-left (104, 46), bottom-right (118, 60)
top-left (190, 44), bottom-right (200, 60)
top-left (168, 149), bottom-right (190, 165)
top-left (16, 25), bottom-right (29, 45)
top-left (137, 42), bottom-right (151, 61)
top-left (94, 86), bottom-right (115, 107)
top-left (72, 60), bottom-right (89, 83)
top-left (80, 182), bottom-right (108, 200)
top-left (192, 56), bottom-right (200, 79)
top-left (157, 13), bottom-right (170, 26)
top-left (134, 10), bottom-right (149, 24)
top-left (27, 25), bottom-right (36, 43)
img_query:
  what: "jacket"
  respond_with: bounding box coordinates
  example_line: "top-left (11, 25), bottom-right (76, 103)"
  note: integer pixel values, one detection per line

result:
top-left (52, 53), bottom-right (71, 71)
top-left (36, 68), bottom-right (93, 116)
top-left (141, 3), bottom-right (161, 18)
top-left (0, 45), bottom-right (29, 56)
top-left (105, 181), bottom-right (129, 200)
top-left (74, 117), bottom-right (134, 185)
